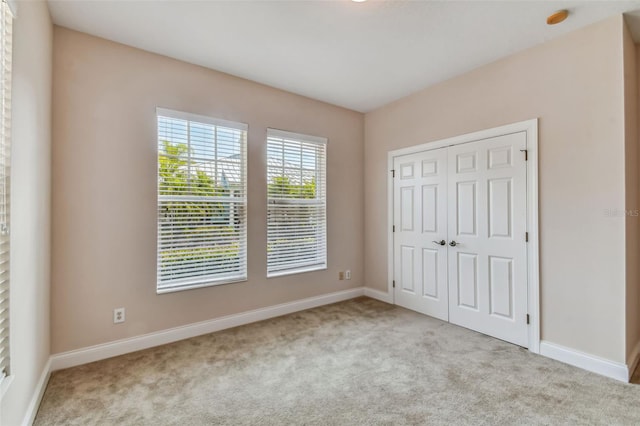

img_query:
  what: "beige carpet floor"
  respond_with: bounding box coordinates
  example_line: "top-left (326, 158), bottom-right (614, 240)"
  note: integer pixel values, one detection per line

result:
top-left (35, 297), bottom-right (640, 425)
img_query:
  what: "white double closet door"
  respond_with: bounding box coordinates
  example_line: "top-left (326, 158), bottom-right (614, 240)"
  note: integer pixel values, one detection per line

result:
top-left (393, 132), bottom-right (528, 347)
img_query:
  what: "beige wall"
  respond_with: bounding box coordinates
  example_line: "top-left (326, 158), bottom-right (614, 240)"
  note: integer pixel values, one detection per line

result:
top-left (51, 27), bottom-right (364, 354)
top-left (1, 1), bottom-right (52, 425)
top-left (625, 24), bottom-right (639, 367)
top-left (364, 16), bottom-right (628, 363)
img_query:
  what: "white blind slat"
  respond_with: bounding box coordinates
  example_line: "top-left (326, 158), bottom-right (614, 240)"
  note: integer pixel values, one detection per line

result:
top-left (157, 110), bottom-right (247, 292)
top-left (266, 129), bottom-right (327, 277)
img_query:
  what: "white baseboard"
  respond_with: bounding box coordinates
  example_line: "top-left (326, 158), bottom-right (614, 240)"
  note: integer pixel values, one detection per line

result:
top-left (627, 339), bottom-right (640, 381)
top-left (539, 341), bottom-right (629, 382)
top-left (21, 358), bottom-right (51, 426)
top-left (363, 287), bottom-right (393, 304)
top-left (51, 287), bottom-right (365, 371)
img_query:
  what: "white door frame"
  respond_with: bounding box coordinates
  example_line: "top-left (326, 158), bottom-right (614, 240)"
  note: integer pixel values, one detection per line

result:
top-left (387, 119), bottom-right (540, 354)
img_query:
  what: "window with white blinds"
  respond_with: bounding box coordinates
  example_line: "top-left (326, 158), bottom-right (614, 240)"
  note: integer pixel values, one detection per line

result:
top-left (157, 108), bottom-right (247, 293)
top-left (0, 0), bottom-right (11, 382)
top-left (266, 129), bottom-right (327, 277)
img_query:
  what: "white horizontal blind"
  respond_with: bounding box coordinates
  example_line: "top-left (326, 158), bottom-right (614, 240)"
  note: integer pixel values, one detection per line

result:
top-left (267, 129), bottom-right (327, 276)
top-left (0, 0), bottom-right (11, 381)
top-left (157, 108), bottom-right (247, 293)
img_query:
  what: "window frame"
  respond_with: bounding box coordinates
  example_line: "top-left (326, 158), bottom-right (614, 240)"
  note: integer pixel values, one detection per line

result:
top-left (156, 108), bottom-right (248, 294)
top-left (266, 128), bottom-right (327, 278)
top-left (0, 0), bottom-right (13, 389)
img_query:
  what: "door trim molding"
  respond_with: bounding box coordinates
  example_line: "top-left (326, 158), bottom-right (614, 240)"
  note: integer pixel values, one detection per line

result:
top-left (387, 119), bottom-right (540, 353)
top-left (524, 119), bottom-right (540, 354)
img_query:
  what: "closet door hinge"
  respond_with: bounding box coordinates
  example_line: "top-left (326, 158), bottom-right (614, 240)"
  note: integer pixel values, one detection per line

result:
top-left (526, 314), bottom-right (530, 325)
top-left (520, 149), bottom-right (528, 161)
top-left (393, 225), bottom-right (395, 232)
top-left (525, 232), bottom-right (529, 242)
top-left (391, 169), bottom-right (395, 178)
top-left (393, 280), bottom-right (396, 288)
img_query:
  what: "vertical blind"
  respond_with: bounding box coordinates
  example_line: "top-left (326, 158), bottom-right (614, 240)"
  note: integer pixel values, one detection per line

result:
top-left (157, 108), bottom-right (247, 293)
top-left (266, 129), bottom-right (327, 277)
top-left (0, 0), bottom-right (11, 381)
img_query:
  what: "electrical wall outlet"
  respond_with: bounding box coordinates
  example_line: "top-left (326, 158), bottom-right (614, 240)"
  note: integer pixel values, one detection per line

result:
top-left (345, 270), bottom-right (351, 280)
top-left (113, 307), bottom-right (125, 324)
top-left (338, 271), bottom-right (345, 280)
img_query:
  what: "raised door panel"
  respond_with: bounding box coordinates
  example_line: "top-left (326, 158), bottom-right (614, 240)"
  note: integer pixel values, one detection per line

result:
top-left (422, 185), bottom-right (438, 233)
top-left (456, 152), bottom-right (477, 173)
top-left (400, 163), bottom-right (414, 179)
top-left (400, 187), bottom-right (414, 231)
top-left (488, 146), bottom-right (512, 170)
top-left (422, 159), bottom-right (438, 177)
top-left (400, 245), bottom-right (415, 293)
top-left (488, 178), bottom-right (512, 239)
top-left (457, 252), bottom-right (478, 310)
top-left (456, 181), bottom-right (477, 237)
top-left (489, 256), bottom-right (513, 319)
top-left (422, 248), bottom-right (439, 299)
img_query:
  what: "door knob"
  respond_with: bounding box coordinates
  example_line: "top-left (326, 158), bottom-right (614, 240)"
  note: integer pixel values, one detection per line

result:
top-left (432, 240), bottom-right (446, 246)
top-left (449, 240), bottom-right (458, 247)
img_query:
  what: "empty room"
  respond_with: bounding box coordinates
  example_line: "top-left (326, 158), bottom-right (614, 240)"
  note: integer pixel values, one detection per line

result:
top-left (3, 0), bottom-right (640, 424)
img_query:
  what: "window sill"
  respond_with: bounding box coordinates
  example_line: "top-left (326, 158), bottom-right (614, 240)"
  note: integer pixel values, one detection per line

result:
top-left (157, 276), bottom-right (248, 294)
top-left (267, 264), bottom-right (327, 279)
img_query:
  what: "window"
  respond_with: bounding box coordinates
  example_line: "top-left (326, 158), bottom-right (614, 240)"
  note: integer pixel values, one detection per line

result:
top-left (0, 0), bottom-right (11, 383)
top-left (266, 129), bottom-right (327, 277)
top-left (157, 109), bottom-right (247, 293)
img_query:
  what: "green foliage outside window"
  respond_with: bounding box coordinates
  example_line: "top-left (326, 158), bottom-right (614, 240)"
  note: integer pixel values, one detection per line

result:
top-left (268, 175), bottom-right (316, 199)
top-left (158, 141), bottom-right (238, 281)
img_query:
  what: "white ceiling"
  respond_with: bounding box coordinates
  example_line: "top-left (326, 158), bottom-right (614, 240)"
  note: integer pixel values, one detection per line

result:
top-left (47, 0), bottom-right (640, 112)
